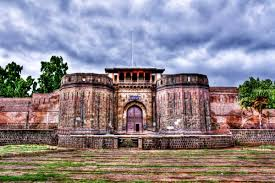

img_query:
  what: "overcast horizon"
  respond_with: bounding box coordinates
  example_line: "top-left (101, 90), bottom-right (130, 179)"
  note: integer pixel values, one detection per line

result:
top-left (0, 0), bottom-right (275, 86)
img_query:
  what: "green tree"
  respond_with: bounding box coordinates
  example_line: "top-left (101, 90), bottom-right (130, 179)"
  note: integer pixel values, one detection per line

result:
top-left (36, 56), bottom-right (68, 93)
top-left (239, 77), bottom-right (275, 128)
top-left (0, 62), bottom-right (35, 97)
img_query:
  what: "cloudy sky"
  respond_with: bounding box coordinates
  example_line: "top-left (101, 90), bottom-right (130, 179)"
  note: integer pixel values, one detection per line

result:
top-left (0, 0), bottom-right (274, 86)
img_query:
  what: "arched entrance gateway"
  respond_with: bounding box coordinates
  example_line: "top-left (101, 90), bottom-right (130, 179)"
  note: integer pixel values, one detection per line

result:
top-left (127, 105), bottom-right (143, 133)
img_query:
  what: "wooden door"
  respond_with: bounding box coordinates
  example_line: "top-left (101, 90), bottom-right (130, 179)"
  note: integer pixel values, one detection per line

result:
top-left (127, 106), bottom-right (143, 133)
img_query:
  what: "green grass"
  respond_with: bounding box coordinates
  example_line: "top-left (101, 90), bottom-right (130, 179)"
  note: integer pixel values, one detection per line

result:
top-left (0, 161), bottom-right (37, 166)
top-left (96, 164), bottom-right (238, 169)
top-left (71, 180), bottom-right (110, 183)
top-left (0, 144), bottom-right (57, 156)
top-left (0, 172), bottom-right (67, 182)
top-left (0, 145), bottom-right (274, 182)
top-left (258, 145), bottom-right (275, 150)
top-left (40, 161), bottom-right (95, 170)
top-left (193, 170), bottom-right (248, 176)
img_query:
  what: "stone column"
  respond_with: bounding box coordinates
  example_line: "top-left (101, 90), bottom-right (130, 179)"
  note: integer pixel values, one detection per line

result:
top-left (143, 72), bottom-right (145, 81)
top-left (113, 137), bottom-right (118, 149)
top-left (138, 137), bottom-right (143, 149)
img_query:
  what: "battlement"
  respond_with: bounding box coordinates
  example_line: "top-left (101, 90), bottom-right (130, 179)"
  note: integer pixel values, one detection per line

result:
top-left (209, 87), bottom-right (238, 94)
top-left (61, 73), bottom-right (113, 89)
top-left (156, 73), bottom-right (209, 89)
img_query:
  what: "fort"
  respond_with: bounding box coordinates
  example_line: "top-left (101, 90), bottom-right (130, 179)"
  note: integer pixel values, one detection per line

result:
top-left (0, 67), bottom-right (275, 149)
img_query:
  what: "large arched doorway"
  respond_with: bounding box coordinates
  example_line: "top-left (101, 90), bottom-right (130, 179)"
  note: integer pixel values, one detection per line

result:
top-left (127, 105), bottom-right (143, 133)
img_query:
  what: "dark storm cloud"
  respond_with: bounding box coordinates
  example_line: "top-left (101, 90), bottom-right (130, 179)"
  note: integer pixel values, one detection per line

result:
top-left (0, 0), bottom-right (274, 85)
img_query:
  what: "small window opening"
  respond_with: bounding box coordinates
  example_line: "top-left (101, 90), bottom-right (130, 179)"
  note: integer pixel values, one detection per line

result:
top-left (145, 73), bottom-right (150, 81)
top-left (132, 73), bottom-right (137, 82)
top-left (119, 73), bottom-right (124, 81)
top-left (152, 75), bottom-right (155, 82)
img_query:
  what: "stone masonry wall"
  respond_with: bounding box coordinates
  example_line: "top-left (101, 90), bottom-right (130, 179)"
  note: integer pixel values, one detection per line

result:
top-left (156, 74), bottom-right (211, 133)
top-left (114, 86), bottom-right (154, 133)
top-left (58, 134), bottom-right (233, 149)
top-left (210, 87), bottom-right (275, 132)
top-left (29, 92), bottom-right (60, 129)
top-left (59, 73), bottom-right (114, 133)
top-left (58, 135), bottom-right (117, 148)
top-left (142, 135), bottom-right (233, 149)
top-left (231, 129), bottom-right (275, 145)
top-left (0, 98), bottom-right (30, 129)
top-left (0, 91), bottom-right (59, 129)
top-left (0, 129), bottom-right (57, 145)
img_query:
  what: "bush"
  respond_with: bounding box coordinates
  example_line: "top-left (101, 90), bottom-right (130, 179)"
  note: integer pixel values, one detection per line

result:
top-left (120, 139), bottom-right (136, 148)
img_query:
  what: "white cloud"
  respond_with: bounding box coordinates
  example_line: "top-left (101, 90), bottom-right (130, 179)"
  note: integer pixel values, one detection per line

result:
top-left (0, 0), bottom-right (274, 86)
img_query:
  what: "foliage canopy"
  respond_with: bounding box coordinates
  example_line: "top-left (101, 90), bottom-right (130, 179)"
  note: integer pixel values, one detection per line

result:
top-left (0, 62), bottom-right (35, 97)
top-left (36, 56), bottom-right (68, 93)
top-left (0, 56), bottom-right (68, 97)
top-left (239, 77), bottom-right (275, 110)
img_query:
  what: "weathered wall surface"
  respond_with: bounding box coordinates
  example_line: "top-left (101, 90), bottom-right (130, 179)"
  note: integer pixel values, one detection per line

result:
top-left (0, 129), bottom-right (57, 145)
top-left (209, 87), bottom-right (275, 132)
top-left (209, 87), bottom-right (240, 133)
top-left (114, 85), bottom-right (155, 133)
top-left (142, 135), bottom-right (233, 149)
top-left (0, 98), bottom-right (30, 129)
top-left (0, 91), bottom-right (59, 129)
top-left (58, 134), bottom-right (234, 149)
top-left (1, 73), bottom-right (274, 134)
top-left (58, 135), bottom-right (117, 148)
top-left (59, 73), bottom-right (114, 133)
top-left (231, 129), bottom-right (275, 145)
top-left (29, 92), bottom-right (59, 129)
top-left (156, 74), bottom-right (211, 133)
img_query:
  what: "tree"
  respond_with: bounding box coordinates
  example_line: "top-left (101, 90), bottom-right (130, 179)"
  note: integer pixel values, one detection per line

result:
top-left (36, 56), bottom-right (68, 93)
top-left (0, 62), bottom-right (35, 97)
top-left (239, 77), bottom-right (275, 128)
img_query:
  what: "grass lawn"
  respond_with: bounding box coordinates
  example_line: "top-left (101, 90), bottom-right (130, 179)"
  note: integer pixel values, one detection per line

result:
top-left (0, 145), bottom-right (274, 182)
top-left (0, 144), bottom-right (58, 156)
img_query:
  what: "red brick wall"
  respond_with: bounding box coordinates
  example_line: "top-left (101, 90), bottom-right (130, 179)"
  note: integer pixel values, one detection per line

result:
top-left (209, 87), bottom-right (275, 132)
top-left (0, 91), bottom-right (59, 129)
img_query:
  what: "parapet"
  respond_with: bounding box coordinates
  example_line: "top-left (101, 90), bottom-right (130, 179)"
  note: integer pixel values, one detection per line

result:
top-left (209, 87), bottom-right (238, 94)
top-left (156, 73), bottom-right (209, 89)
top-left (61, 73), bottom-right (113, 89)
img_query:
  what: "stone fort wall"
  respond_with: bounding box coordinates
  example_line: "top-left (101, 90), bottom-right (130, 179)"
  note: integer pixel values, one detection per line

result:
top-left (114, 84), bottom-right (155, 133)
top-left (0, 129), bottom-right (274, 148)
top-left (156, 74), bottom-right (211, 133)
top-left (210, 87), bottom-right (275, 132)
top-left (0, 76), bottom-right (274, 132)
top-left (0, 129), bottom-right (57, 146)
top-left (0, 91), bottom-right (59, 129)
top-left (0, 72), bottom-right (275, 149)
top-left (0, 75), bottom-right (274, 132)
top-left (59, 73), bottom-right (114, 133)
